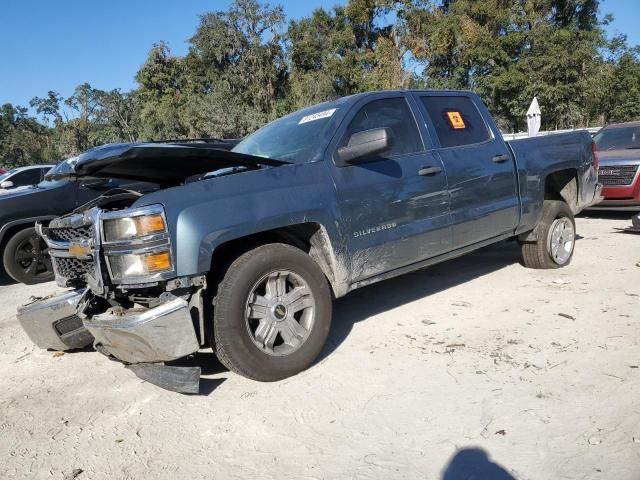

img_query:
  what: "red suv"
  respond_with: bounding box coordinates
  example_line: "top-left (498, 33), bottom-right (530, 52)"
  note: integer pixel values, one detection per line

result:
top-left (592, 122), bottom-right (640, 210)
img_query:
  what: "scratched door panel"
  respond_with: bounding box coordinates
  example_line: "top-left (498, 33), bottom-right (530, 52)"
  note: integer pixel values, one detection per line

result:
top-left (334, 154), bottom-right (451, 281)
top-left (327, 95), bottom-right (452, 282)
top-left (331, 153), bottom-right (450, 282)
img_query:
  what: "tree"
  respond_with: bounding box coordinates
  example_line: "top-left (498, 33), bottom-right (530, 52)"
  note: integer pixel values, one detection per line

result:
top-left (0, 103), bottom-right (51, 167)
top-left (95, 89), bottom-right (140, 143)
top-left (4, 0), bottom-right (640, 165)
top-left (135, 41), bottom-right (189, 139)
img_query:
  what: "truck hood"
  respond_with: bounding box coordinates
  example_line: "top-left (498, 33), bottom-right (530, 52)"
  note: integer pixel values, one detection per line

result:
top-left (598, 149), bottom-right (640, 166)
top-left (46, 142), bottom-right (288, 185)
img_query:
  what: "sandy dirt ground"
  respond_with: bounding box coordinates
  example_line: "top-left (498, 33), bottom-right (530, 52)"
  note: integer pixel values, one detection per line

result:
top-left (1, 212), bottom-right (639, 480)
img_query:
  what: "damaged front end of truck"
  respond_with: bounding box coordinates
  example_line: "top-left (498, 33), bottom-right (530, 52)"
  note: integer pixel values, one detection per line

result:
top-left (16, 141), bottom-right (287, 393)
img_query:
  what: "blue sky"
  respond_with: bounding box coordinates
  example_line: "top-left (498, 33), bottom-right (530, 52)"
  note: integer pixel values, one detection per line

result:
top-left (0, 0), bottom-right (637, 109)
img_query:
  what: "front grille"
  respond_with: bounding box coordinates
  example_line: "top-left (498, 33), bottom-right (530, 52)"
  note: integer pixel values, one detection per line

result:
top-left (598, 165), bottom-right (638, 186)
top-left (53, 257), bottom-right (93, 279)
top-left (48, 225), bottom-right (94, 242)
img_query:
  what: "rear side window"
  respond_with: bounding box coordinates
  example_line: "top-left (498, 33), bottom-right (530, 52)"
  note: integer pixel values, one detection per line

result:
top-left (420, 96), bottom-right (491, 148)
top-left (11, 168), bottom-right (42, 186)
top-left (339, 98), bottom-right (423, 157)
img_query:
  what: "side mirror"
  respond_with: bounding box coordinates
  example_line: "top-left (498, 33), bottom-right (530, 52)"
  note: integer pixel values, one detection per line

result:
top-left (0, 180), bottom-right (14, 189)
top-left (335, 128), bottom-right (392, 165)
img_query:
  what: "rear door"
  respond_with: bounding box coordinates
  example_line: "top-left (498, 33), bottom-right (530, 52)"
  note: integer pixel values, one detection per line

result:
top-left (327, 92), bottom-right (451, 282)
top-left (413, 93), bottom-right (519, 249)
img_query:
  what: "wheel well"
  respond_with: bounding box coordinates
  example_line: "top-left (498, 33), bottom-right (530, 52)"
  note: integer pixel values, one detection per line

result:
top-left (208, 223), bottom-right (342, 299)
top-left (544, 169), bottom-right (578, 213)
top-left (0, 222), bottom-right (42, 275)
top-left (0, 223), bottom-right (37, 255)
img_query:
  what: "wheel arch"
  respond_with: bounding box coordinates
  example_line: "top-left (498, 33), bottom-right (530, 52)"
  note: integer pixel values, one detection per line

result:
top-left (544, 168), bottom-right (579, 213)
top-left (0, 216), bottom-right (56, 253)
top-left (207, 222), bottom-right (348, 300)
top-left (518, 169), bottom-right (578, 243)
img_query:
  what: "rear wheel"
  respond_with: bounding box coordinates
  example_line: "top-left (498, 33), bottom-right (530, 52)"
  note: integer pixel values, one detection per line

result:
top-left (3, 227), bottom-right (54, 284)
top-left (521, 200), bottom-right (576, 269)
top-left (213, 243), bottom-right (332, 381)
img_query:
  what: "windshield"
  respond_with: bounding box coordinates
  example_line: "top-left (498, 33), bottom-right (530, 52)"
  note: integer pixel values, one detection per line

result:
top-left (594, 126), bottom-right (640, 150)
top-left (232, 102), bottom-right (342, 163)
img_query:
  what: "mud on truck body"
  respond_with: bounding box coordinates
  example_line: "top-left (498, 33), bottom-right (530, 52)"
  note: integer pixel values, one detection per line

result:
top-left (17, 90), bottom-right (602, 393)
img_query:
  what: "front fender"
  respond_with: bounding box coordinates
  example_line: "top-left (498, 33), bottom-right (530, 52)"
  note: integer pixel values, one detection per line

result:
top-left (133, 162), bottom-right (348, 290)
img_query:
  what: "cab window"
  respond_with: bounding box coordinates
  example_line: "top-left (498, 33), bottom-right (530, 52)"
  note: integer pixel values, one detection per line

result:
top-left (420, 96), bottom-right (491, 148)
top-left (11, 168), bottom-right (42, 186)
top-left (338, 98), bottom-right (423, 158)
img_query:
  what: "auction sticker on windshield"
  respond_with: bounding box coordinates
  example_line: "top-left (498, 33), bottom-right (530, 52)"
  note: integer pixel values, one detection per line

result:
top-left (446, 111), bottom-right (466, 129)
top-left (299, 108), bottom-right (337, 125)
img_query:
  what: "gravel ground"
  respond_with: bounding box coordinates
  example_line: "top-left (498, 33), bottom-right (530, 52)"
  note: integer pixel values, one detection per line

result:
top-left (1, 212), bottom-right (639, 480)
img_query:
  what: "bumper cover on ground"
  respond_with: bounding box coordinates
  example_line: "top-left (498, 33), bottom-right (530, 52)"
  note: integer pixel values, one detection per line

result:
top-left (16, 289), bottom-right (94, 350)
top-left (83, 293), bottom-right (200, 364)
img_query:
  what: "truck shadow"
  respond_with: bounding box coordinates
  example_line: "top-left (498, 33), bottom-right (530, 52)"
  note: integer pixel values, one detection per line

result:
top-left (441, 447), bottom-right (516, 480)
top-left (320, 240), bottom-right (523, 361)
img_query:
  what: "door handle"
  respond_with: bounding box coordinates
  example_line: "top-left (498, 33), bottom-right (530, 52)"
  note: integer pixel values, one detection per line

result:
top-left (418, 166), bottom-right (443, 176)
top-left (492, 154), bottom-right (510, 163)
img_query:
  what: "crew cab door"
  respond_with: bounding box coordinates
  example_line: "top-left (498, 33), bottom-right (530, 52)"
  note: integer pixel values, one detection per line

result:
top-left (327, 93), bottom-right (451, 282)
top-left (413, 93), bottom-right (519, 248)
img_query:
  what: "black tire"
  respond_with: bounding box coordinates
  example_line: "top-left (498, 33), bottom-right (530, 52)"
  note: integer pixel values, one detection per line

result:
top-left (3, 227), bottom-right (54, 284)
top-left (213, 243), bottom-right (332, 381)
top-left (521, 200), bottom-right (576, 269)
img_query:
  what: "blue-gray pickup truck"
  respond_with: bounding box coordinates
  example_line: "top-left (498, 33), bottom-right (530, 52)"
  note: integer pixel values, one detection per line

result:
top-left (17, 90), bottom-right (601, 392)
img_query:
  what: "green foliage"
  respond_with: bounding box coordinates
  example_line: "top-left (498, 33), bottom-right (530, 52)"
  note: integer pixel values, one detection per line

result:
top-left (2, 0), bottom-right (639, 166)
top-left (0, 103), bottom-right (52, 167)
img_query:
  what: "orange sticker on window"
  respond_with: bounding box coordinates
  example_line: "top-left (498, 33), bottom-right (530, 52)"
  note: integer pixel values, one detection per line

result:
top-left (446, 111), bottom-right (466, 129)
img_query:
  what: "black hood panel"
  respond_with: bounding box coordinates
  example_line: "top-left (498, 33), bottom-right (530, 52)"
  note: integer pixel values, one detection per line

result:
top-left (47, 142), bottom-right (287, 185)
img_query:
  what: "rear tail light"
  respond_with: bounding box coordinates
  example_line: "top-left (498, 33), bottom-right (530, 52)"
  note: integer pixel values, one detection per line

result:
top-left (592, 141), bottom-right (599, 171)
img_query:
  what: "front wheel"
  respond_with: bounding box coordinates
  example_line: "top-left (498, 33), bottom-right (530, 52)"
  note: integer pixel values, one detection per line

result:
top-left (521, 200), bottom-right (576, 269)
top-left (212, 243), bottom-right (332, 381)
top-left (3, 227), bottom-right (54, 284)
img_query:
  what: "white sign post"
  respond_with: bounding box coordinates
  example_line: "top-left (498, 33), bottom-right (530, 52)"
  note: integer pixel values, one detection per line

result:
top-left (527, 97), bottom-right (541, 137)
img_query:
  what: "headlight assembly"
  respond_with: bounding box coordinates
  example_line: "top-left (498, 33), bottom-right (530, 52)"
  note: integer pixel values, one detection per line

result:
top-left (100, 205), bottom-right (174, 283)
top-left (103, 212), bottom-right (166, 242)
top-left (107, 250), bottom-right (172, 282)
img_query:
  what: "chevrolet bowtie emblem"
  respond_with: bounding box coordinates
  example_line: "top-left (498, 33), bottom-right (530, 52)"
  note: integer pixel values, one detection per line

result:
top-left (68, 243), bottom-right (90, 258)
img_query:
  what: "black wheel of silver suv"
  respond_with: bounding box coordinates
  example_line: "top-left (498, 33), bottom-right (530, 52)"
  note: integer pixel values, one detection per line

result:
top-left (3, 227), bottom-right (54, 284)
top-left (212, 243), bottom-right (332, 381)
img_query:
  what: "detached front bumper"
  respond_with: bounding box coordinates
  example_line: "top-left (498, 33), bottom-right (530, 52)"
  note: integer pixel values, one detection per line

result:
top-left (84, 293), bottom-right (200, 364)
top-left (17, 289), bottom-right (94, 351)
top-left (17, 290), bottom-right (200, 364)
